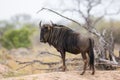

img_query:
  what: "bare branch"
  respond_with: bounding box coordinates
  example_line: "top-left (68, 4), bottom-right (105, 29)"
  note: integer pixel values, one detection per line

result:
top-left (16, 63), bottom-right (32, 71)
top-left (99, 58), bottom-right (118, 65)
top-left (37, 51), bottom-right (61, 58)
top-left (15, 58), bottom-right (82, 71)
top-left (60, 8), bottom-right (78, 13)
top-left (91, 0), bottom-right (102, 7)
top-left (105, 9), bottom-right (120, 16)
top-left (87, 0), bottom-right (93, 12)
top-left (85, 0), bottom-right (102, 16)
top-left (76, 0), bottom-right (87, 19)
top-left (103, 0), bottom-right (120, 16)
top-left (93, 15), bottom-right (104, 26)
top-left (16, 60), bottom-right (61, 71)
top-left (93, 9), bottom-right (120, 26)
top-left (37, 8), bottom-right (82, 27)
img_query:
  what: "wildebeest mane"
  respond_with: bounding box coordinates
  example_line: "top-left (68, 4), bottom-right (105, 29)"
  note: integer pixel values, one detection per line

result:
top-left (47, 24), bottom-right (79, 53)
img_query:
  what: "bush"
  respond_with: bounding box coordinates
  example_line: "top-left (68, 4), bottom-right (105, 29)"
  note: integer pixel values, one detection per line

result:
top-left (0, 28), bottom-right (32, 49)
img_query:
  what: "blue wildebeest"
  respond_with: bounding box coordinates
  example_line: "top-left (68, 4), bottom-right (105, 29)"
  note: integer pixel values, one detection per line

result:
top-left (39, 21), bottom-right (95, 75)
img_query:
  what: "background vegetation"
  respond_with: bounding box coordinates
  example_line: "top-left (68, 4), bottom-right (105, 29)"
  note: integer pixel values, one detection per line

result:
top-left (0, 14), bottom-right (37, 49)
top-left (0, 14), bottom-right (120, 50)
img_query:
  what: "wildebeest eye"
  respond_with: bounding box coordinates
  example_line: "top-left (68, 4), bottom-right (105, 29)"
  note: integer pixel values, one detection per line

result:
top-left (42, 24), bottom-right (51, 31)
top-left (42, 27), bottom-right (48, 32)
top-left (45, 27), bottom-right (48, 29)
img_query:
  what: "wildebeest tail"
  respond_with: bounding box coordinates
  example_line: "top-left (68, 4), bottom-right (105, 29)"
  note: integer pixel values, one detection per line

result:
top-left (89, 38), bottom-right (94, 68)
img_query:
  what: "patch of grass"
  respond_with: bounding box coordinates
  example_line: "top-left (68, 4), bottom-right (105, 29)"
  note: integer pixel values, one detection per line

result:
top-left (32, 77), bottom-right (38, 80)
top-left (3, 70), bottom-right (28, 78)
top-left (3, 71), bottom-right (15, 78)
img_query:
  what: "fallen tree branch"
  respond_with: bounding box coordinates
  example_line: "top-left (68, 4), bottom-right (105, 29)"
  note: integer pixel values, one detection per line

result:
top-left (37, 8), bottom-right (82, 27)
top-left (16, 60), bottom-right (61, 66)
top-left (15, 58), bottom-right (81, 71)
top-left (99, 58), bottom-right (118, 65)
top-left (37, 51), bottom-right (61, 58)
top-left (16, 63), bottom-right (33, 71)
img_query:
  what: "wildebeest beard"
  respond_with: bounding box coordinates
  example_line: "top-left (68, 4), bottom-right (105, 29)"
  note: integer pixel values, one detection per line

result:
top-left (46, 25), bottom-right (80, 53)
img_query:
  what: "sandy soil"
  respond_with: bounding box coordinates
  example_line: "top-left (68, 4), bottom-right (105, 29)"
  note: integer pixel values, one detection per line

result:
top-left (1, 71), bottom-right (120, 80)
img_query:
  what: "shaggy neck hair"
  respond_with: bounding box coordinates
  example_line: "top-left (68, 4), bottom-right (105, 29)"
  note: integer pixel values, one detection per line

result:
top-left (46, 24), bottom-right (79, 52)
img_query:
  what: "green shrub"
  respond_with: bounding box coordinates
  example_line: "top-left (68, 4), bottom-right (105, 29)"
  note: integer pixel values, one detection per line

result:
top-left (0, 28), bottom-right (32, 49)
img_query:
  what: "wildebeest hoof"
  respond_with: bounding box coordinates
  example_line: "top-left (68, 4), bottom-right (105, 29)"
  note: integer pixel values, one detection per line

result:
top-left (62, 66), bottom-right (66, 71)
top-left (91, 72), bottom-right (95, 75)
top-left (80, 72), bottom-right (85, 75)
top-left (59, 66), bottom-right (66, 72)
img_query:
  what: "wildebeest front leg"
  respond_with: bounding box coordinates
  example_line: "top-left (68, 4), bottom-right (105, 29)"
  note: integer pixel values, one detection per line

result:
top-left (60, 51), bottom-right (66, 71)
top-left (81, 53), bottom-right (88, 75)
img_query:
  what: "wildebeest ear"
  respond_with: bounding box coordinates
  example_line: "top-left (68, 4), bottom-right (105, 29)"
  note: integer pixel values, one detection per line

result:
top-left (39, 21), bottom-right (42, 28)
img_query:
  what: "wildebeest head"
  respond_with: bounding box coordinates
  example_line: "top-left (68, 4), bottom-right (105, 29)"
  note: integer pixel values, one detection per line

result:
top-left (39, 21), bottom-right (52, 43)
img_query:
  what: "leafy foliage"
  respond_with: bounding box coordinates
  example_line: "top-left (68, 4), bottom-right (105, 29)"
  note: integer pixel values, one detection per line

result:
top-left (0, 14), bottom-right (37, 49)
top-left (0, 28), bottom-right (32, 49)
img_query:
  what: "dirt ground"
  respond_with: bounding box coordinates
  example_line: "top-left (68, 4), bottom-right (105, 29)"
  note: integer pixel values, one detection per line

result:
top-left (0, 45), bottom-right (120, 80)
top-left (1, 70), bottom-right (120, 80)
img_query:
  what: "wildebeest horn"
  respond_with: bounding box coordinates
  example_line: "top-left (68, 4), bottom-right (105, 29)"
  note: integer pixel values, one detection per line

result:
top-left (39, 21), bottom-right (42, 28)
top-left (50, 20), bottom-right (54, 26)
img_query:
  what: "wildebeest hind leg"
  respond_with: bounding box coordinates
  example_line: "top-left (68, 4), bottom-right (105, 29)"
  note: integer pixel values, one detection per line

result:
top-left (80, 53), bottom-right (88, 75)
top-left (60, 51), bottom-right (66, 71)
